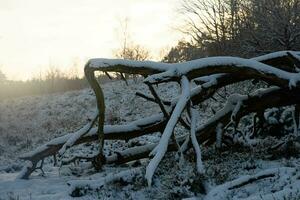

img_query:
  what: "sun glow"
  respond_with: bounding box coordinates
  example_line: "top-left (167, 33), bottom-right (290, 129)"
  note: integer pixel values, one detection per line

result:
top-left (0, 0), bottom-right (183, 80)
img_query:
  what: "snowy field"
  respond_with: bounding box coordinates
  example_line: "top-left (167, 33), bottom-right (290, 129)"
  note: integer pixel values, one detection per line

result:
top-left (1, 79), bottom-right (300, 200)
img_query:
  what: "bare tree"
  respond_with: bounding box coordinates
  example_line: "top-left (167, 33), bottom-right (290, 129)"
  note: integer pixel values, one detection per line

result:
top-left (178, 0), bottom-right (300, 57)
top-left (180, 0), bottom-right (242, 56)
top-left (242, 0), bottom-right (300, 53)
top-left (115, 44), bottom-right (150, 61)
top-left (67, 58), bottom-right (81, 80)
top-left (114, 17), bottom-right (150, 61)
top-left (0, 69), bottom-right (6, 83)
top-left (45, 65), bottom-right (65, 92)
top-left (113, 17), bottom-right (150, 81)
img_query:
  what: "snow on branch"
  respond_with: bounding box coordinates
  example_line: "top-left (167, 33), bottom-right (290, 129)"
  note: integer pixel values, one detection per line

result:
top-left (18, 114), bottom-right (166, 179)
top-left (190, 107), bottom-right (204, 174)
top-left (68, 167), bottom-right (143, 197)
top-left (86, 51), bottom-right (300, 76)
top-left (20, 114), bottom-right (165, 161)
top-left (253, 50), bottom-right (300, 64)
top-left (58, 112), bottom-right (99, 156)
top-left (16, 161), bottom-right (35, 180)
top-left (204, 167), bottom-right (300, 200)
top-left (145, 76), bottom-right (190, 186)
top-left (87, 58), bottom-right (170, 76)
top-left (144, 56), bottom-right (300, 88)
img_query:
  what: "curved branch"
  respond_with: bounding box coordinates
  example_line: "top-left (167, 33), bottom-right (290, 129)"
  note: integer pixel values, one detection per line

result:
top-left (144, 57), bottom-right (300, 87)
top-left (87, 51), bottom-right (300, 84)
top-left (87, 58), bottom-right (170, 75)
top-left (84, 63), bottom-right (106, 168)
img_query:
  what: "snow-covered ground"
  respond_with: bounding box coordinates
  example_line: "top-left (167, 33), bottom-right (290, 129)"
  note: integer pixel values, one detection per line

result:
top-left (1, 79), bottom-right (300, 199)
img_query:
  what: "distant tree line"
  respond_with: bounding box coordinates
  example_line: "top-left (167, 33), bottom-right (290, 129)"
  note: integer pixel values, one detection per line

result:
top-left (0, 67), bottom-right (111, 100)
top-left (163, 0), bottom-right (300, 62)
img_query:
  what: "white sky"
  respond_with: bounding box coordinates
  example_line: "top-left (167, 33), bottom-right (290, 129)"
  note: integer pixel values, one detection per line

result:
top-left (0, 0), bottom-right (183, 80)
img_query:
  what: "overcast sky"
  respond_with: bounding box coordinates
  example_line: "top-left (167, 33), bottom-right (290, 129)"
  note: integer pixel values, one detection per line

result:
top-left (0, 0), bottom-right (183, 80)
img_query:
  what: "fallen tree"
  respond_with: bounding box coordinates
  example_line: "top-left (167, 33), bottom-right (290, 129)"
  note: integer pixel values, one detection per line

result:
top-left (19, 51), bottom-right (300, 196)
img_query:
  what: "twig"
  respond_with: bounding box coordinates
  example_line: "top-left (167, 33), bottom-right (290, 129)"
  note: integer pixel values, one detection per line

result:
top-left (135, 92), bottom-right (171, 106)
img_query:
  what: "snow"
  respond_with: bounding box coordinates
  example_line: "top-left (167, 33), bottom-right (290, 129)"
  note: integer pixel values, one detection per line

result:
top-left (231, 100), bottom-right (242, 121)
top-left (58, 113), bottom-right (98, 156)
top-left (145, 76), bottom-right (190, 186)
top-left (204, 167), bottom-right (300, 200)
top-left (288, 72), bottom-right (300, 88)
top-left (20, 134), bottom-right (72, 159)
top-left (105, 143), bottom-right (157, 164)
top-left (21, 113), bottom-right (165, 161)
top-left (0, 80), bottom-right (173, 200)
top-left (0, 79), bottom-right (187, 199)
top-left (292, 106), bottom-right (298, 135)
top-left (103, 113), bottom-right (164, 134)
top-left (249, 86), bottom-right (279, 97)
top-left (0, 171), bottom-right (71, 200)
top-left (190, 108), bottom-right (204, 174)
top-left (87, 51), bottom-right (300, 88)
top-left (196, 93), bottom-right (246, 136)
top-left (68, 167), bottom-right (143, 196)
top-left (253, 50), bottom-right (300, 62)
top-left (16, 161), bottom-right (33, 179)
top-left (193, 74), bottom-right (225, 84)
top-left (144, 56), bottom-right (300, 85)
top-left (179, 134), bottom-right (190, 153)
top-left (88, 58), bottom-right (170, 72)
top-left (89, 51), bottom-right (300, 80)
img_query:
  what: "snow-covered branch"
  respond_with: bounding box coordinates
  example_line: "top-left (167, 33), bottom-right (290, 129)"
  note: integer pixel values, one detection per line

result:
top-left (146, 76), bottom-right (191, 186)
top-left (204, 167), bottom-right (300, 200)
top-left (144, 56), bottom-right (300, 88)
top-left (58, 113), bottom-right (99, 156)
top-left (68, 167), bottom-right (143, 197)
top-left (190, 107), bottom-right (204, 174)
